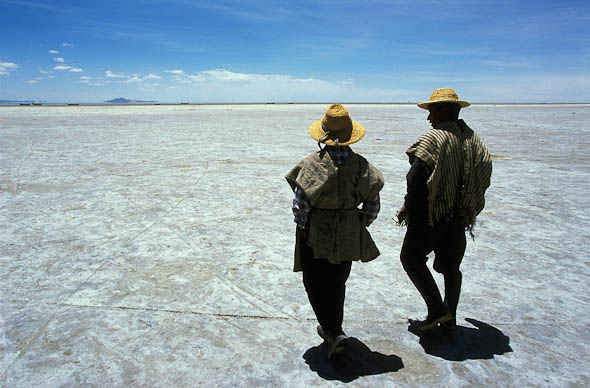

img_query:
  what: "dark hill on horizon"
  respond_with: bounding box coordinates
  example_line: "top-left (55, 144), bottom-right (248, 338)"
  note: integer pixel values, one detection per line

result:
top-left (105, 97), bottom-right (157, 104)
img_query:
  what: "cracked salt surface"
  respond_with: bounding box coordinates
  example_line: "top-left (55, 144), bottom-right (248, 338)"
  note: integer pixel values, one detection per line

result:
top-left (1, 104), bottom-right (589, 387)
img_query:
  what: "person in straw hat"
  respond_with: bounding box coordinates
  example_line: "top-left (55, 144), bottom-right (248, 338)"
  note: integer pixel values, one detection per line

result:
top-left (397, 88), bottom-right (492, 331)
top-left (285, 104), bottom-right (384, 358)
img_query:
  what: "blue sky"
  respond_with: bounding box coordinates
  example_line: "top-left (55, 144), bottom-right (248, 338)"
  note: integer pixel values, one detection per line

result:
top-left (1, 0), bottom-right (588, 102)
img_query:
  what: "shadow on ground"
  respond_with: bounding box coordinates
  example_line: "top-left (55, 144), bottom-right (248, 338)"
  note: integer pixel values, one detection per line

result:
top-left (407, 317), bottom-right (513, 361)
top-left (303, 337), bottom-right (404, 383)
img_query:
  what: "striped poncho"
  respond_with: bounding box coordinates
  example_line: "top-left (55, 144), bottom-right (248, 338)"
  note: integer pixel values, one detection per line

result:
top-left (405, 119), bottom-right (492, 231)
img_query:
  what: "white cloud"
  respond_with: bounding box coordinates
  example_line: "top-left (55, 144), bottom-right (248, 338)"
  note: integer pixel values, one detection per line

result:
top-left (143, 73), bottom-right (162, 80)
top-left (161, 68), bottom-right (402, 102)
top-left (201, 69), bottom-right (251, 81)
top-left (78, 76), bottom-right (103, 86)
top-left (480, 59), bottom-right (530, 68)
top-left (105, 70), bottom-right (125, 78)
top-left (165, 69), bottom-right (185, 75)
top-left (200, 69), bottom-right (277, 82)
top-left (62, 42), bottom-right (74, 48)
top-left (27, 79), bottom-right (38, 84)
top-left (52, 65), bottom-right (82, 72)
top-left (170, 68), bottom-right (314, 85)
top-left (0, 62), bottom-right (19, 75)
top-left (49, 50), bottom-right (59, 54)
top-left (40, 69), bottom-right (49, 74)
top-left (54, 57), bottom-right (65, 62)
top-left (126, 74), bottom-right (142, 83)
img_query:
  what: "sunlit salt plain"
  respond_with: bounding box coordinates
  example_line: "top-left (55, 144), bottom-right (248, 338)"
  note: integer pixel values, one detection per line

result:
top-left (1, 104), bottom-right (589, 387)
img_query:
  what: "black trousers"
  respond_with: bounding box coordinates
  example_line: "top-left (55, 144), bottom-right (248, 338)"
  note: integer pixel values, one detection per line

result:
top-left (298, 229), bottom-right (352, 335)
top-left (400, 221), bottom-right (466, 319)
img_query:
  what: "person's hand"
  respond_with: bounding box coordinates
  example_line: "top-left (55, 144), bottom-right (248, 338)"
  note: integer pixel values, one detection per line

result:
top-left (297, 228), bottom-right (309, 242)
top-left (301, 229), bottom-right (309, 242)
top-left (396, 203), bottom-right (408, 226)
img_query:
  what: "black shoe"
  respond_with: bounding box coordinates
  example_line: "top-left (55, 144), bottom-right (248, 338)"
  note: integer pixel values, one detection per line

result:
top-left (316, 325), bottom-right (348, 359)
top-left (328, 334), bottom-right (348, 359)
top-left (419, 312), bottom-right (453, 331)
top-left (441, 317), bottom-right (457, 331)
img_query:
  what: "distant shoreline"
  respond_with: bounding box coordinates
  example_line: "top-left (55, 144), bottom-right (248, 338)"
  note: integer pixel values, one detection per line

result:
top-left (1, 102), bottom-right (589, 107)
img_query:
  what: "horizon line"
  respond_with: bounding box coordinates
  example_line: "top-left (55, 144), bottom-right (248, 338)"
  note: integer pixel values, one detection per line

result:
top-left (2, 101), bottom-right (589, 106)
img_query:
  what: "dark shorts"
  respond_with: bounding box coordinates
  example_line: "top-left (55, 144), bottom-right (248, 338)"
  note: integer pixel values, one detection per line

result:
top-left (400, 221), bottom-right (466, 274)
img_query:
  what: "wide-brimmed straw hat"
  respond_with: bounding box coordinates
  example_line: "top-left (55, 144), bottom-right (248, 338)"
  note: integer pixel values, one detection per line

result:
top-left (309, 104), bottom-right (365, 146)
top-left (417, 88), bottom-right (471, 110)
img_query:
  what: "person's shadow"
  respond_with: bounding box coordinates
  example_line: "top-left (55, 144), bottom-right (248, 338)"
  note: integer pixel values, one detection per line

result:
top-left (303, 337), bottom-right (404, 383)
top-left (407, 318), bottom-right (513, 361)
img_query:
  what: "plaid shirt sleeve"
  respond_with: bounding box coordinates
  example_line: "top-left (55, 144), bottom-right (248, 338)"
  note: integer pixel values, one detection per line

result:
top-left (292, 185), bottom-right (311, 229)
top-left (362, 193), bottom-right (381, 226)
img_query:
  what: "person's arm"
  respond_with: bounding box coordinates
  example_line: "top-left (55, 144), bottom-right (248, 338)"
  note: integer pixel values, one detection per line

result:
top-left (405, 157), bottom-right (432, 226)
top-left (292, 185), bottom-right (311, 229)
top-left (361, 193), bottom-right (381, 226)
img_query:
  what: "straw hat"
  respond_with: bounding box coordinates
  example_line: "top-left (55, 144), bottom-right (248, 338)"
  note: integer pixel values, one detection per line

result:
top-left (309, 104), bottom-right (365, 146)
top-left (417, 88), bottom-right (471, 110)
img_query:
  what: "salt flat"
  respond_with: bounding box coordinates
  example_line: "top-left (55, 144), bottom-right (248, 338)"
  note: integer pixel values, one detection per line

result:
top-left (1, 104), bottom-right (589, 387)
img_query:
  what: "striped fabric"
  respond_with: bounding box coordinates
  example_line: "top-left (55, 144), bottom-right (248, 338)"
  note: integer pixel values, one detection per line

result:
top-left (406, 119), bottom-right (492, 230)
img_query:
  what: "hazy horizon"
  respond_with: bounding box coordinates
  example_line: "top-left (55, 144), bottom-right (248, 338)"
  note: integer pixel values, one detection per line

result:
top-left (2, 100), bottom-right (589, 106)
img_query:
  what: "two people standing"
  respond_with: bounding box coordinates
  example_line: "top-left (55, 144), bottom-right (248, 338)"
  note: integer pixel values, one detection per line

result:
top-left (285, 88), bottom-right (493, 358)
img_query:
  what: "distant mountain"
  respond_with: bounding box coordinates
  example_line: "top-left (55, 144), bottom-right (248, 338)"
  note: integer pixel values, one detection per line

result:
top-left (105, 97), bottom-right (156, 104)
